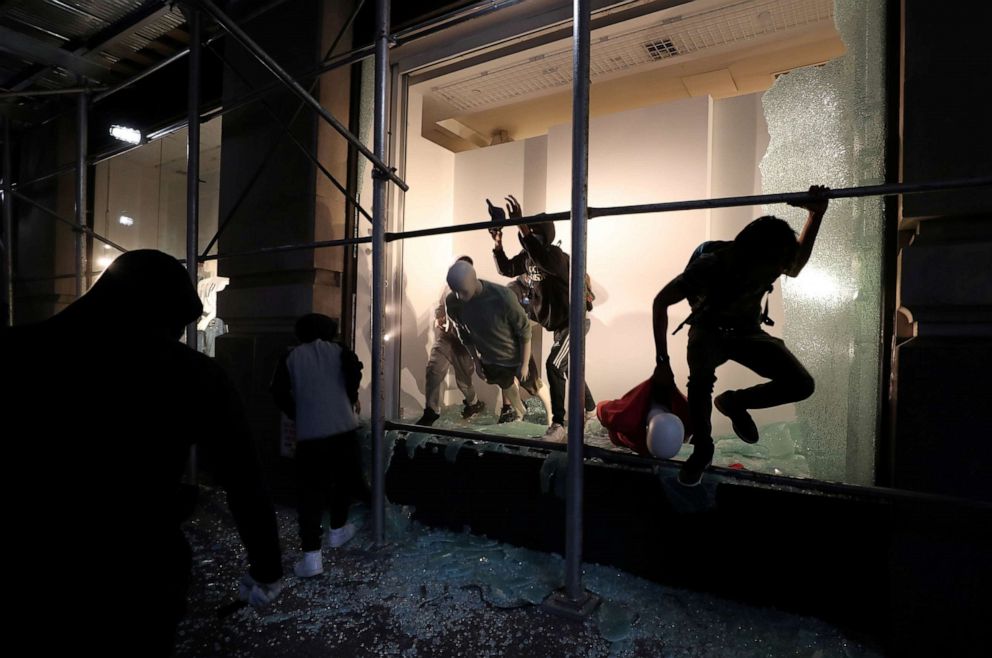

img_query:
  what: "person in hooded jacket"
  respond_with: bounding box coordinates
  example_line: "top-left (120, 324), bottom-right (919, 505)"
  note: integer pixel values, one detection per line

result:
top-left (0, 250), bottom-right (282, 657)
top-left (489, 195), bottom-right (595, 441)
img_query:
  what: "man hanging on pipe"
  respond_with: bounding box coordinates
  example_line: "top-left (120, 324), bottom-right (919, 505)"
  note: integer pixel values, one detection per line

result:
top-left (444, 260), bottom-right (541, 423)
top-left (651, 185), bottom-right (830, 487)
top-left (489, 195), bottom-right (596, 442)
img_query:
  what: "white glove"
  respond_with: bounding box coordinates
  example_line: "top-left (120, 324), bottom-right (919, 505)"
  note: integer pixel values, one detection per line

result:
top-left (238, 574), bottom-right (283, 610)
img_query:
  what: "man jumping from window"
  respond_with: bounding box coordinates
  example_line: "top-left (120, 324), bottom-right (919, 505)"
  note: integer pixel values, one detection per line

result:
top-left (651, 185), bottom-right (830, 486)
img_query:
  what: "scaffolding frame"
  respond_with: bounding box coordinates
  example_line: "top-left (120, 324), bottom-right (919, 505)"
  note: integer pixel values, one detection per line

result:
top-left (2, 0), bottom-right (991, 615)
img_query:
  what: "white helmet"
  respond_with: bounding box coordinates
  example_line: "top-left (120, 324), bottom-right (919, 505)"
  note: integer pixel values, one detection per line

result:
top-left (646, 405), bottom-right (685, 459)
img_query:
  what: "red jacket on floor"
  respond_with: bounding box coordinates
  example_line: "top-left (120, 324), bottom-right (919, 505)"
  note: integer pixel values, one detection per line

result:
top-left (596, 379), bottom-right (692, 456)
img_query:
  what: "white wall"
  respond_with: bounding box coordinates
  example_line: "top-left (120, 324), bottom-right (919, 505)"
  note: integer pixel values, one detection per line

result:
top-left (543, 96), bottom-right (710, 421)
top-left (708, 93), bottom-right (790, 430)
top-left (391, 85), bottom-right (456, 417)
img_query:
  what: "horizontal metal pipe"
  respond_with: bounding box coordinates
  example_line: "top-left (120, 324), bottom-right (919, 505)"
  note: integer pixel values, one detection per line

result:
top-left (591, 176), bottom-right (992, 218)
top-left (385, 421), bottom-right (564, 453)
top-left (198, 0), bottom-right (409, 192)
top-left (92, 49), bottom-right (190, 104)
top-left (383, 421), bottom-right (990, 510)
top-left (198, 234), bottom-right (372, 262)
top-left (0, 86), bottom-right (107, 99)
top-left (12, 191), bottom-right (127, 252)
top-left (11, 162), bottom-right (77, 190)
top-left (384, 177), bottom-right (992, 243)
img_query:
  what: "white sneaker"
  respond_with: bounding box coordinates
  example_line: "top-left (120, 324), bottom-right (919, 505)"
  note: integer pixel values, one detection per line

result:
top-left (542, 423), bottom-right (567, 442)
top-left (327, 522), bottom-right (357, 548)
top-left (293, 550), bottom-right (323, 578)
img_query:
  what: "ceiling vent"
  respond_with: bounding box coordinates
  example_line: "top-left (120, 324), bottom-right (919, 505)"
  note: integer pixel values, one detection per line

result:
top-left (643, 38), bottom-right (680, 61)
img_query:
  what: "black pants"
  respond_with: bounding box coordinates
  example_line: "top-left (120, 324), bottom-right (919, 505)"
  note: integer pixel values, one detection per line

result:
top-left (687, 326), bottom-right (814, 447)
top-left (295, 429), bottom-right (364, 551)
top-left (547, 321), bottom-right (595, 425)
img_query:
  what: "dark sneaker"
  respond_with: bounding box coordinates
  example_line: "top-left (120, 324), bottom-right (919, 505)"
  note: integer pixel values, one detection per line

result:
top-left (678, 443), bottom-right (714, 487)
top-left (497, 404), bottom-right (521, 424)
top-left (415, 407), bottom-right (440, 427)
top-left (713, 391), bottom-right (759, 444)
top-left (461, 398), bottom-right (486, 420)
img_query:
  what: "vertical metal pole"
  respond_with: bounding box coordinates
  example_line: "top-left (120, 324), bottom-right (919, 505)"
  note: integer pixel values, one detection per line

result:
top-left (2, 118), bottom-right (13, 326)
top-left (185, 7), bottom-right (202, 349)
top-left (185, 7), bottom-right (202, 483)
top-left (565, 0), bottom-right (592, 602)
top-left (371, 0), bottom-right (389, 546)
top-left (75, 90), bottom-right (88, 298)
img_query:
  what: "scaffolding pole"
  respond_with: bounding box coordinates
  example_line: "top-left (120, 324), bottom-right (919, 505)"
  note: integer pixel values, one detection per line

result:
top-left (75, 89), bottom-right (88, 299)
top-left (11, 192), bottom-right (126, 253)
top-left (371, 0), bottom-right (390, 547)
top-left (184, 5), bottom-right (202, 485)
top-left (542, 0), bottom-right (600, 619)
top-left (3, 118), bottom-right (13, 326)
top-left (199, 0), bottom-right (369, 260)
top-left (197, 0), bottom-right (408, 192)
top-left (186, 6), bottom-right (202, 350)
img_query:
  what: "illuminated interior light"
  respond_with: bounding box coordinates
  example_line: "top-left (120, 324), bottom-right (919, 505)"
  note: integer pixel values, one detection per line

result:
top-left (109, 124), bottom-right (142, 145)
top-left (790, 266), bottom-right (846, 305)
top-left (118, 215), bottom-right (134, 226)
top-left (97, 256), bottom-right (115, 268)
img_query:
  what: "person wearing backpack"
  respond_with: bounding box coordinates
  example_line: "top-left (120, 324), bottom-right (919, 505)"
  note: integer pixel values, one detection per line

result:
top-left (651, 185), bottom-right (830, 486)
top-left (488, 194), bottom-right (596, 442)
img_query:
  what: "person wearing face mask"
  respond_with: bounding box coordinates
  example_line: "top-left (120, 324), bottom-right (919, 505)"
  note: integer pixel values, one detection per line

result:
top-left (443, 260), bottom-right (534, 422)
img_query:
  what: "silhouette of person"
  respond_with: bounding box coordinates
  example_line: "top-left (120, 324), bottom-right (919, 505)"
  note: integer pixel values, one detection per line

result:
top-left (651, 185), bottom-right (829, 486)
top-left (270, 313), bottom-right (365, 578)
top-left (1, 249), bottom-right (283, 656)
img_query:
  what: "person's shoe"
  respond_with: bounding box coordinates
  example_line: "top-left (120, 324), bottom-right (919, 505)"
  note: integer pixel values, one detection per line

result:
top-left (678, 443), bottom-right (715, 487)
top-left (415, 407), bottom-right (440, 427)
top-left (461, 398), bottom-right (486, 420)
top-left (293, 550), bottom-right (324, 578)
top-left (327, 522), bottom-right (357, 548)
top-left (497, 404), bottom-right (521, 423)
top-left (542, 422), bottom-right (567, 442)
top-left (713, 391), bottom-right (759, 444)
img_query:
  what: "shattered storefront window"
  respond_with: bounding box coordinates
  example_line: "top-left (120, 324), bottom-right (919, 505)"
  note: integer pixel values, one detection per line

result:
top-left (760, 0), bottom-right (886, 484)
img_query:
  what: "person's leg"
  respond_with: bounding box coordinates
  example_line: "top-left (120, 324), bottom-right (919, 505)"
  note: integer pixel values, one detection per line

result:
top-left (423, 338), bottom-right (452, 415)
top-left (726, 331), bottom-right (815, 409)
top-left (503, 381), bottom-right (526, 419)
top-left (680, 327), bottom-right (727, 485)
top-left (546, 328), bottom-right (569, 425)
top-left (581, 319), bottom-right (596, 413)
top-left (326, 432), bottom-right (358, 530)
top-left (447, 335), bottom-right (479, 405)
top-left (294, 439), bottom-right (325, 552)
top-left (535, 381), bottom-right (553, 426)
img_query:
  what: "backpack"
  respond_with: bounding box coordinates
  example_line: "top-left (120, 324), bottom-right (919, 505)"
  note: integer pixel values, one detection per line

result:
top-left (672, 241), bottom-right (774, 334)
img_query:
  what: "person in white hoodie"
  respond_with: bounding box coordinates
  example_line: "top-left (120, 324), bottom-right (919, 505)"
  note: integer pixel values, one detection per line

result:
top-left (271, 313), bottom-right (364, 577)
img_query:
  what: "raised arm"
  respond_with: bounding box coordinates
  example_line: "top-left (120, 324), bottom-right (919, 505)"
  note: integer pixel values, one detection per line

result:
top-left (651, 276), bottom-right (688, 399)
top-left (785, 184), bottom-right (830, 277)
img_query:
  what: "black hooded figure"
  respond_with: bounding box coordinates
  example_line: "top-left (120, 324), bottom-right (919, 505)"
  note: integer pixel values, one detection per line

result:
top-left (1, 250), bottom-right (282, 656)
top-left (489, 195), bottom-right (596, 439)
